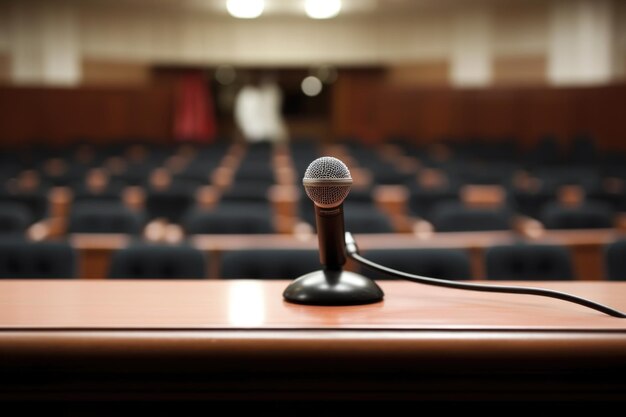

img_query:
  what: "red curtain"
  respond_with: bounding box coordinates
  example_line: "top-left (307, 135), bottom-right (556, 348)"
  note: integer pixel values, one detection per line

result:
top-left (173, 72), bottom-right (217, 143)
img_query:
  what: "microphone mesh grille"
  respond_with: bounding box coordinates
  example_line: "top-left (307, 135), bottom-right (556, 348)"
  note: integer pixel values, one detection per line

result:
top-left (303, 156), bottom-right (352, 208)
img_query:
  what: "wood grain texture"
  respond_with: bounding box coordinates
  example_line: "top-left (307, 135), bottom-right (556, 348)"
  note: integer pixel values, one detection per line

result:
top-left (332, 73), bottom-right (626, 150)
top-left (1, 280), bottom-right (625, 401)
top-left (0, 280), bottom-right (625, 330)
top-left (3, 80), bottom-right (626, 150)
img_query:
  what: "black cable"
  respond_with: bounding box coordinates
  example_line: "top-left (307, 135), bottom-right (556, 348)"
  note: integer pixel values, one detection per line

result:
top-left (344, 232), bottom-right (626, 319)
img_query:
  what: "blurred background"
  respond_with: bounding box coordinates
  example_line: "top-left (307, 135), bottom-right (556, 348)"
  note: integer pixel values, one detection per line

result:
top-left (0, 0), bottom-right (624, 145)
top-left (1, 0), bottom-right (626, 282)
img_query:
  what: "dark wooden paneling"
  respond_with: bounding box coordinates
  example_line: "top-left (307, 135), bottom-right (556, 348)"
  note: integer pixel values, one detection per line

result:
top-left (1, 79), bottom-right (626, 150)
top-left (332, 71), bottom-right (626, 150)
top-left (0, 86), bottom-right (174, 147)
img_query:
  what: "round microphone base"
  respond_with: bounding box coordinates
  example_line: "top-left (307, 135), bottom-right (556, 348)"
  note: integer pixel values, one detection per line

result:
top-left (283, 269), bottom-right (384, 306)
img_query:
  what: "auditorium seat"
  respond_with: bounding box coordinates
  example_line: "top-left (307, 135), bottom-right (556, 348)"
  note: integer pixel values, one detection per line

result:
top-left (68, 201), bottom-right (145, 234)
top-left (525, 136), bottom-right (561, 166)
top-left (145, 182), bottom-right (199, 223)
top-left (300, 199), bottom-right (394, 234)
top-left (359, 248), bottom-right (471, 280)
top-left (183, 203), bottom-right (275, 234)
top-left (146, 190), bottom-right (196, 224)
top-left (429, 201), bottom-right (513, 232)
top-left (233, 163), bottom-right (275, 184)
top-left (540, 201), bottom-right (614, 229)
top-left (368, 163), bottom-right (414, 185)
top-left (407, 182), bottom-right (459, 221)
top-left (39, 158), bottom-right (89, 187)
top-left (0, 202), bottom-right (33, 234)
top-left (0, 175), bottom-right (50, 222)
top-left (485, 244), bottom-right (574, 281)
top-left (108, 243), bottom-right (207, 279)
top-left (221, 180), bottom-right (273, 204)
top-left (73, 184), bottom-right (126, 203)
top-left (586, 185), bottom-right (626, 212)
top-left (344, 203), bottom-right (394, 233)
top-left (447, 161), bottom-right (519, 186)
top-left (532, 167), bottom-right (602, 195)
top-left (510, 186), bottom-right (555, 219)
top-left (0, 238), bottom-right (75, 278)
top-left (109, 161), bottom-right (157, 186)
top-left (173, 159), bottom-right (217, 183)
top-left (605, 240), bottom-right (626, 281)
top-left (69, 166), bottom-right (120, 198)
top-left (220, 248), bottom-right (320, 279)
top-left (568, 135), bottom-right (598, 164)
top-left (343, 187), bottom-right (375, 205)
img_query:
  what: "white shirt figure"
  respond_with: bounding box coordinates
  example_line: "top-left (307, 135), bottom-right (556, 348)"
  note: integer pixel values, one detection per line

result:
top-left (234, 81), bottom-right (288, 144)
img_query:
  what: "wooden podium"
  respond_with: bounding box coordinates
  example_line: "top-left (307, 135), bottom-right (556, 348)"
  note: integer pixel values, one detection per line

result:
top-left (1, 280), bottom-right (626, 402)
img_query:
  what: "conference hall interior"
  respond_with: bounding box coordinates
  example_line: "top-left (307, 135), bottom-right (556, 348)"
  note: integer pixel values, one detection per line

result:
top-left (1, 0), bottom-right (624, 282)
top-left (1, 0), bottom-right (626, 410)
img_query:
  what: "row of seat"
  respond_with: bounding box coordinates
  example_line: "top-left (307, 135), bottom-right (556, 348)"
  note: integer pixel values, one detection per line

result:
top-left (0, 183), bottom-right (621, 237)
top-left (2, 238), bottom-right (626, 281)
top-left (3, 137), bottom-right (624, 194)
top-left (2, 137), bottom-right (626, 237)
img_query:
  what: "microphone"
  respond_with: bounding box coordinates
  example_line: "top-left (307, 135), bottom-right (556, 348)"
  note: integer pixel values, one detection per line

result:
top-left (283, 156), bottom-right (384, 306)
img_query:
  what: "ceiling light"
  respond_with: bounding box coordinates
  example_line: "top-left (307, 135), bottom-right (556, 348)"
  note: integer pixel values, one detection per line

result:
top-left (227, 0), bottom-right (265, 19)
top-left (301, 76), bottom-right (323, 97)
top-left (305, 0), bottom-right (342, 20)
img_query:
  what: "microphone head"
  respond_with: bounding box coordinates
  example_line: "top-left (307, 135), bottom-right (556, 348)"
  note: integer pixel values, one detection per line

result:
top-left (303, 156), bottom-right (352, 208)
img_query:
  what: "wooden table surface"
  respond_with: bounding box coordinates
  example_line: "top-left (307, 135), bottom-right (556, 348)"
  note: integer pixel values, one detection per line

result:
top-left (1, 279), bottom-right (626, 401)
top-left (1, 280), bottom-right (626, 330)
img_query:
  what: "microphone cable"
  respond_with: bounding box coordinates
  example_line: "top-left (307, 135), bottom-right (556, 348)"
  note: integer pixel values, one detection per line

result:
top-left (345, 232), bottom-right (626, 318)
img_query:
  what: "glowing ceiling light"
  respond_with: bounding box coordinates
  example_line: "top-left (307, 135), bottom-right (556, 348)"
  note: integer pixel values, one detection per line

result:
top-left (305, 0), bottom-right (342, 20)
top-left (227, 0), bottom-right (265, 19)
top-left (301, 76), bottom-right (323, 97)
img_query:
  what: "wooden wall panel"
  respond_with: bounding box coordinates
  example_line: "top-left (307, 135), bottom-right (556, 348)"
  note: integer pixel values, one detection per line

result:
top-left (332, 70), bottom-right (626, 150)
top-left (0, 86), bottom-right (174, 147)
top-left (493, 55), bottom-right (546, 86)
top-left (386, 61), bottom-right (449, 87)
top-left (1, 78), bottom-right (625, 151)
top-left (82, 60), bottom-right (152, 86)
top-left (0, 54), bottom-right (9, 85)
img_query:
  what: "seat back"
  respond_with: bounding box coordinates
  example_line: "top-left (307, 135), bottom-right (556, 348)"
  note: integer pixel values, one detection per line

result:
top-left (108, 244), bottom-right (207, 279)
top-left (359, 248), bottom-right (472, 280)
top-left (540, 201), bottom-right (614, 229)
top-left (344, 203), bottom-right (394, 234)
top-left (69, 201), bottom-right (145, 234)
top-left (0, 202), bottom-right (33, 234)
top-left (485, 244), bottom-right (574, 281)
top-left (606, 240), bottom-right (626, 281)
top-left (145, 189), bottom-right (196, 222)
top-left (0, 239), bottom-right (76, 278)
top-left (220, 248), bottom-right (320, 279)
top-left (183, 204), bottom-right (274, 234)
top-left (430, 201), bottom-right (512, 232)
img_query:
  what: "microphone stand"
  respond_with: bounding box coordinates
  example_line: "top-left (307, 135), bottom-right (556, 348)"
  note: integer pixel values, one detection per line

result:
top-left (283, 204), bottom-right (384, 306)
